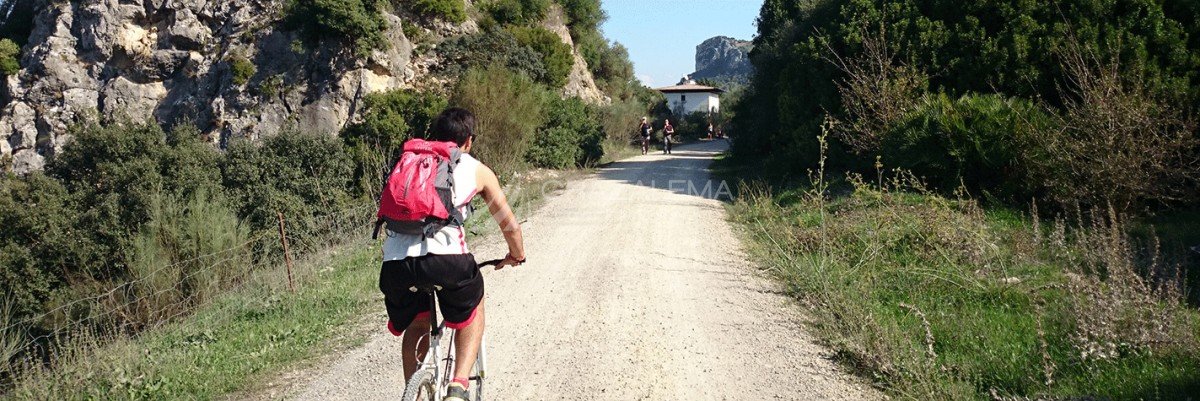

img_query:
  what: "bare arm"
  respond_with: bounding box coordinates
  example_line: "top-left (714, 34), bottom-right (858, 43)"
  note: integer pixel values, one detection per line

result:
top-left (476, 164), bottom-right (525, 268)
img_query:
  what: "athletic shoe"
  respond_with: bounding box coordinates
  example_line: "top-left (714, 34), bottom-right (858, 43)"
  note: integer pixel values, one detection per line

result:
top-left (443, 383), bottom-right (469, 401)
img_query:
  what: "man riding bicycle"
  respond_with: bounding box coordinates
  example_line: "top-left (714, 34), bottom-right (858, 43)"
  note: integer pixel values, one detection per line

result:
top-left (379, 107), bottom-right (527, 401)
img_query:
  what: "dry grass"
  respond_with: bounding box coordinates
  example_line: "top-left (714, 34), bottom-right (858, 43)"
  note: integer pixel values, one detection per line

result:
top-left (728, 159), bottom-right (1200, 399)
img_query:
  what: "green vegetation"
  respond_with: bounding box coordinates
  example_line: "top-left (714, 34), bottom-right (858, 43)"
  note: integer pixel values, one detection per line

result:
top-left (0, 121), bottom-right (363, 392)
top-left (0, 39), bottom-right (19, 76)
top-left (727, 0), bottom-right (1200, 398)
top-left (3, 163), bottom-right (579, 400)
top-left (451, 65), bottom-right (549, 177)
top-left (8, 239), bottom-right (380, 400)
top-left (526, 97), bottom-right (604, 169)
top-left (729, 170), bottom-right (1200, 399)
top-left (285, 0), bottom-right (389, 57)
top-left (408, 0), bottom-right (467, 23)
top-left (437, 27), bottom-right (550, 85)
top-left (508, 26), bottom-right (573, 87)
top-left (227, 56), bottom-right (256, 86)
top-left (482, 0), bottom-right (549, 26)
top-left (734, 0), bottom-right (1200, 213)
top-left (341, 89), bottom-right (448, 194)
top-left (555, 0), bottom-right (603, 39)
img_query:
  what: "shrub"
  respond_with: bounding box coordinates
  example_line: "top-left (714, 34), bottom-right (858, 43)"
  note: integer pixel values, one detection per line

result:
top-left (525, 127), bottom-right (580, 169)
top-left (342, 89), bottom-right (448, 196)
top-left (555, 0), bottom-right (604, 38)
top-left (0, 173), bottom-right (70, 319)
top-left (126, 188), bottom-right (249, 327)
top-left (408, 0), bottom-right (467, 23)
top-left (880, 93), bottom-right (1049, 202)
top-left (285, 0), bottom-right (389, 57)
top-left (228, 56), bottom-right (256, 86)
top-left (1023, 42), bottom-right (1200, 212)
top-left (484, 0), bottom-right (550, 26)
top-left (507, 26), bottom-right (572, 87)
top-left (527, 96), bottom-right (604, 168)
top-left (0, 38), bottom-right (19, 76)
top-left (597, 97), bottom-right (647, 143)
top-left (437, 28), bottom-right (550, 83)
top-left (222, 130), bottom-right (354, 252)
top-left (451, 65), bottom-right (549, 178)
top-left (45, 121), bottom-right (224, 279)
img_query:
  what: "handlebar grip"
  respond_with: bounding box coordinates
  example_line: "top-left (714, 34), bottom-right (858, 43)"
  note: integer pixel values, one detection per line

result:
top-left (478, 259), bottom-right (504, 268)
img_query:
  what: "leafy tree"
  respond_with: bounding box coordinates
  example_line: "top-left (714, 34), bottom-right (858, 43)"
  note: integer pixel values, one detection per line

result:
top-left (408, 0), bottom-right (467, 23)
top-left (555, 0), bottom-right (605, 38)
top-left (484, 0), bottom-right (550, 26)
top-left (437, 27), bottom-right (550, 83)
top-left (508, 26), bottom-right (573, 87)
top-left (0, 39), bottom-right (19, 76)
top-left (222, 131), bottom-right (353, 247)
top-left (286, 0), bottom-right (390, 57)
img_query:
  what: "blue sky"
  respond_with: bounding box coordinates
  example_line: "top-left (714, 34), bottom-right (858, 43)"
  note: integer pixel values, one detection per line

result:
top-left (599, 0), bottom-right (762, 88)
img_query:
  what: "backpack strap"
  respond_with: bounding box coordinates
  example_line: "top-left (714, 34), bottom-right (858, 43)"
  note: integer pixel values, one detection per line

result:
top-left (444, 147), bottom-right (465, 227)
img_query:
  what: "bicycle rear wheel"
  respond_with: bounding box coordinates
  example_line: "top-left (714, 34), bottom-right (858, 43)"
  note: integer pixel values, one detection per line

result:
top-left (402, 369), bottom-right (437, 401)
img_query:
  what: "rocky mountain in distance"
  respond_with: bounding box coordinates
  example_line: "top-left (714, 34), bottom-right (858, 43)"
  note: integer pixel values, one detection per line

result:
top-left (689, 36), bottom-right (752, 87)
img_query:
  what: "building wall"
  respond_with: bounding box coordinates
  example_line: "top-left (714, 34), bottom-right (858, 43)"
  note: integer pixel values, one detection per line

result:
top-left (666, 92), bottom-right (721, 115)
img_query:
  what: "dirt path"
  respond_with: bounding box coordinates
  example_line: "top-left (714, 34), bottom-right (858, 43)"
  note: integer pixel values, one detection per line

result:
top-left (282, 141), bottom-right (880, 400)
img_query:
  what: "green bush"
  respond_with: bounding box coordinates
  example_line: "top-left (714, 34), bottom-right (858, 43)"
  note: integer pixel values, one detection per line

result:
top-left (733, 0), bottom-right (1200, 203)
top-left (127, 188), bottom-right (250, 327)
top-left (555, 0), bottom-right (604, 38)
top-left (45, 122), bottom-right (224, 279)
top-left (526, 127), bottom-right (580, 169)
top-left (507, 26), bottom-right (573, 87)
top-left (0, 38), bottom-right (19, 76)
top-left (452, 65), bottom-right (549, 178)
top-left (342, 89), bottom-right (448, 196)
top-left (408, 0), bottom-right (467, 23)
top-left (527, 96), bottom-right (604, 168)
top-left (484, 0), bottom-right (549, 26)
top-left (286, 0), bottom-right (389, 57)
top-left (880, 94), bottom-right (1049, 201)
top-left (437, 27), bottom-right (550, 84)
top-left (0, 173), bottom-right (70, 318)
top-left (222, 130), bottom-right (354, 251)
top-left (228, 56), bottom-right (256, 86)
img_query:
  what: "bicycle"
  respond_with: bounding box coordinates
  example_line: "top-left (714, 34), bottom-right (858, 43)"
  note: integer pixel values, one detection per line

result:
top-left (401, 258), bottom-right (504, 401)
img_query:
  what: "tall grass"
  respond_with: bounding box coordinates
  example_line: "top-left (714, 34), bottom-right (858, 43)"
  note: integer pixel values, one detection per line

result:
top-left (451, 65), bottom-right (549, 178)
top-left (726, 134), bottom-right (1200, 399)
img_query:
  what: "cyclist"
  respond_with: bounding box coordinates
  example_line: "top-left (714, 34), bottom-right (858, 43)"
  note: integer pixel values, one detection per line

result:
top-left (639, 116), bottom-right (652, 155)
top-left (379, 107), bottom-right (527, 401)
top-left (662, 119), bottom-right (675, 155)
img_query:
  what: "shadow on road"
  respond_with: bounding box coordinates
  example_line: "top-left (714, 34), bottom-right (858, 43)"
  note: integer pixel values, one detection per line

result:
top-left (597, 140), bottom-right (735, 202)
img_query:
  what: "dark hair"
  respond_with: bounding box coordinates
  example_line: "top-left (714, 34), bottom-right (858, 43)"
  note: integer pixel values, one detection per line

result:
top-left (431, 107), bottom-right (475, 145)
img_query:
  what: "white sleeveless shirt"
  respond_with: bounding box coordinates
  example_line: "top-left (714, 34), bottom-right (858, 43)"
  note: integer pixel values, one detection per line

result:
top-left (382, 153), bottom-right (481, 260)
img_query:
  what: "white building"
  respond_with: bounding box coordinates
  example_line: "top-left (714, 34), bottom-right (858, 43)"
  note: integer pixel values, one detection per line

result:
top-left (656, 79), bottom-right (724, 116)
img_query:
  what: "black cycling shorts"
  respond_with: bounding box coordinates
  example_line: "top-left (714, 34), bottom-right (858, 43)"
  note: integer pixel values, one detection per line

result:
top-left (380, 253), bottom-right (484, 335)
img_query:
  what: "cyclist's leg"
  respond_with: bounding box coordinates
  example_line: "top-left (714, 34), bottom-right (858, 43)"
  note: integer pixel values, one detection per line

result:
top-left (450, 301), bottom-right (485, 380)
top-left (401, 313), bottom-right (431, 380)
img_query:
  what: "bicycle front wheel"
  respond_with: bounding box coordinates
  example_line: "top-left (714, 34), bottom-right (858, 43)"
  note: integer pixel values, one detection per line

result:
top-left (402, 369), bottom-right (437, 401)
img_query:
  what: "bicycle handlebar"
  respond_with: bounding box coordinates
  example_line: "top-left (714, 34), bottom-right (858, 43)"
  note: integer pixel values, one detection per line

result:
top-left (478, 259), bottom-right (504, 268)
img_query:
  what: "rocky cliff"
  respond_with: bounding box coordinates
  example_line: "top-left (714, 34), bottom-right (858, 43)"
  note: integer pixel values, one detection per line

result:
top-left (0, 0), bottom-right (604, 174)
top-left (690, 36), bottom-right (752, 86)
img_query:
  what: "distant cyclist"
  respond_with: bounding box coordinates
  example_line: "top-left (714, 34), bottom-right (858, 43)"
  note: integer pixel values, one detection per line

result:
top-left (379, 108), bottom-right (527, 401)
top-left (639, 116), bottom-right (652, 155)
top-left (662, 119), bottom-right (675, 155)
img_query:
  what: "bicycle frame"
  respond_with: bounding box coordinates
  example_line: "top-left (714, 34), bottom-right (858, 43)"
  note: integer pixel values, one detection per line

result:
top-left (408, 260), bottom-right (498, 401)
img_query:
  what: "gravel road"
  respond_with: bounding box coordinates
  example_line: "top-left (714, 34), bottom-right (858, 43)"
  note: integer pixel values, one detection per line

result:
top-left (281, 140), bottom-right (881, 400)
